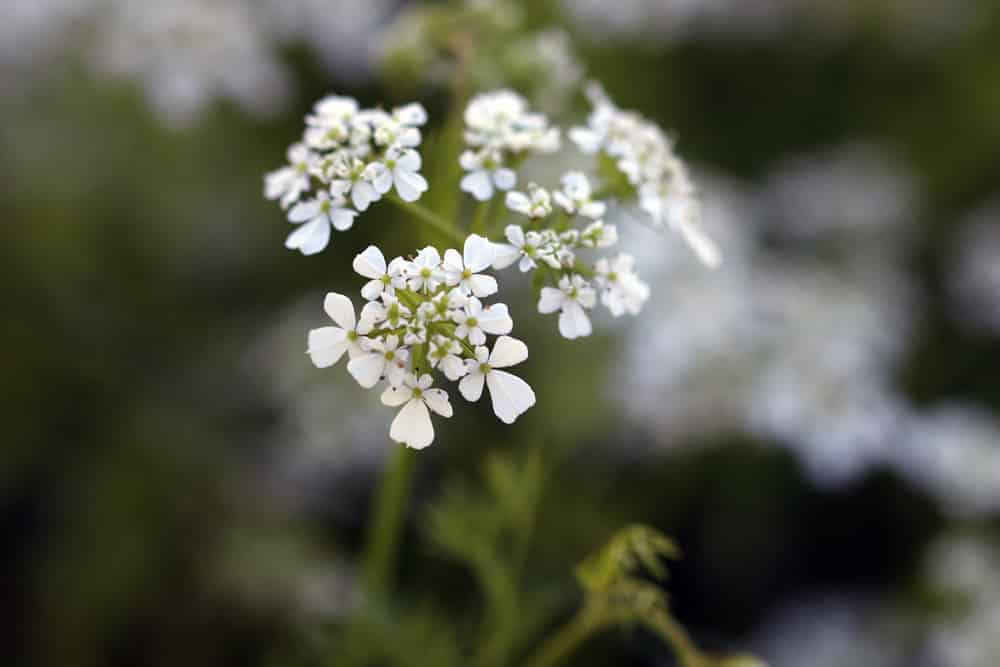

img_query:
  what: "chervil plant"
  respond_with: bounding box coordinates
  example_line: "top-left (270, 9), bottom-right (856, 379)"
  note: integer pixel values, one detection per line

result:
top-left (261, 7), bottom-right (761, 665)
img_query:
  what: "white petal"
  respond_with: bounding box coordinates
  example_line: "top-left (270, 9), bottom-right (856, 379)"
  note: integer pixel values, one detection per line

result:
top-left (353, 245), bottom-right (387, 279)
top-left (288, 200), bottom-right (320, 223)
top-left (390, 399), bottom-right (435, 449)
top-left (381, 384), bottom-right (413, 407)
top-left (347, 352), bottom-right (385, 388)
top-left (558, 301), bottom-right (592, 339)
top-left (372, 166), bottom-right (394, 194)
top-left (477, 303), bottom-right (513, 335)
top-left (442, 248), bottom-right (464, 274)
top-left (505, 191), bottom-right (530, 215)
top-left (361, 279), bottom-right (384, 301)
top-left (486, 370), bottom-right (536, 424)
top-left (491, 243), bottom-right (521, 270)
top-left (461, 171), bottom-right (493, 201)
top-left (463, 234), bottom-right (494, 273)
top-left (323, 292), bottom-right (356, 330)
top-left (679, 220), bottom-right (721, 268)
top-left (330, 208), bottom-right (357, 231)
top-left (396, 149), bottom-right (421, 172)
top-left (285, 218), bottom-right (330, 255)
top-left (493, 168), bottom-right (516, 191)
top-left (459, 371), bottom-right (485, 402)
top-left (505, 224), bottom-right (525, 247)
top-left (423, 389), bottom-right (453, 417)
top-left (351, 182), bottom-right (377, 211)
top-left (441, 356), bottom-right (467, 381)
top-left (394, 169), bottom-right (428, 202)
top-left (537, 287), bottom-right (564, 314)
top-left (488, 335), bottom-right (528, 368)
top-left (307, 327), bottom-right (349, 368)
top-left (468, 274), bottom-right (498, 298)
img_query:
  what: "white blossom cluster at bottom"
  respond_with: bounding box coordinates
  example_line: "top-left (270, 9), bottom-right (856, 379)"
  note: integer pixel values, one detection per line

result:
top-left (306, 235), bottom-right (535, 449)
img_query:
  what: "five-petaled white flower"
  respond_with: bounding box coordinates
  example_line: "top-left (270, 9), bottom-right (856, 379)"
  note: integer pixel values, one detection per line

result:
top-left (506, 183), bottom-right (553, 219)
top-left (595, 254), bottom-right (650, 316)
top-left (307, 292), bottom-right (372, 368)
top-left (459, 148), bottom-right (517, 201)
top-left (265, 143), bottom-right (313, 209)
top-left (492, 224), bottom-right (547, 272)
top-left (383, 147), bottom-right (429, 202)
top-left (459, 336), bottom-right (536, 424)
top-left (442, 234), bottom-right (498, 297)
top-left (286, 191), bottom-right (358, 255)
top-left (347, 334), bottom-right (409, 389)
top-left (353, 246), bottom-right (407, 300)
top-left (407, 246), bottom-right (446, 292)
top-left (381, 374), bottom-right (453, 449)
top-left (452, 297), bottom-right (514, 346)
top-left (553, 171), bottom-right (606, 219)
top-left (538, 274), bottom-right (597, 339)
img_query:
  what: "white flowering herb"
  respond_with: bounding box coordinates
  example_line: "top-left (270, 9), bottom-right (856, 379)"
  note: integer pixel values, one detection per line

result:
top-left (268, 83), bottom-right (716, 446)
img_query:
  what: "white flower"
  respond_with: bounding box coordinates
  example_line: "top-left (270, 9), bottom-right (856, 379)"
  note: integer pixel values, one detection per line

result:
top-left (492, 225), bottom-right (547, 272)
top-left (452, 297), bottom-right (513, 346)
top-left (265, 143), bottom-right (313, 209)
top-left (442, 234), bottom-right (498, 297)
top-left (381, 374), bottom-right (453, 449)
top-left (506, 184), bottom-right (553, 219)
top-left (459, 148), bottom-right (516, 201)
top-left (459, 336), bottom-right (536, 424)
top-left (285, 191), bottom-right (358, 255)
top-left (353, 245), bottom-right (407, 301)
top-left (406, 246), bottom-right (445, 292)
top-left (383, 148), bottom-right (428, 202)
top-left (538, 274), bottom-right (597, 339)
top-left (595, 254), bottom-right (650, 316)
top-left (393, 103), bottom-right (428, 127)
top-left (347, 334), bottom-right (409, 388)
top-left (640, 187), bottom-right (721, 267)
top-left (580, 220), bottom-right (618, 249)
top-left (429, 337), bottom-right (467, 381)
top-left (553, 171), bottom-right (606, 219)
top-left (307, 292), bottom-right (372, 368)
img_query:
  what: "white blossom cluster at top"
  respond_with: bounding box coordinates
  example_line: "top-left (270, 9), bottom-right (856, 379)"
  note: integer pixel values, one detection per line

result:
top-left (265, 96), bottom-right (430, 255)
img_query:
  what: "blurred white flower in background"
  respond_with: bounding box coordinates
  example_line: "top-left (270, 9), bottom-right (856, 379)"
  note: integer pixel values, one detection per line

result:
top-left (948, 201), bottom-right (1000, 336)
top-left (758, 143), bottom-right (918, 244)
top-left (614, 150), bottom-right (925, 487)
top-left (921, 535), bottom-right (1000, 667)
top-left (561, 0), bottom-right (980, 48)
top-left (892, 405), bottom-right (1000, 517)
top-left (262, 0), bottom-right (395, 84)
top-left (90, 0), bottom-right (292, 128)
top-left (751, 594), bottom-right (909, 667)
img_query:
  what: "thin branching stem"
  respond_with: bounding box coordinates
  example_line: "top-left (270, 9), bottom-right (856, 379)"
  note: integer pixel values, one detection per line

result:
top-left (387, 194), bottom-right (466, 244)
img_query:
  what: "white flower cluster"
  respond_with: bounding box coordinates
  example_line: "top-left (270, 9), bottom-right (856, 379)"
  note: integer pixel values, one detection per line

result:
top-left (491, 174), bottom-right (649, 339)
top-left (264, 95), bottom-right (430, 255)
top-left (570, 85), bottom-right (720, 267)
top-left (460, 90), bottom-right (561, 201)
top-left (307, 236), bottom-right (535, 449)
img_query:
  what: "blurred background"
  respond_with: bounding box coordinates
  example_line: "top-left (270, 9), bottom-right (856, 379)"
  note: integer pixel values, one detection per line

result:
top-left (4, 0), bottom-right (1000, 665)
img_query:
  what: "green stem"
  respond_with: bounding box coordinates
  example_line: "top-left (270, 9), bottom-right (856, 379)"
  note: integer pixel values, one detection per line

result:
top-left (362, 445), bottom-right (417, 600)
top-left (523, 608), bottom-right (604, 667)
top-left (387, 194), bottom-right (465, 245)
top-left (644, 613), bottom-right (708, 667)
top-left (471, 198), bottom-right (493, 235)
